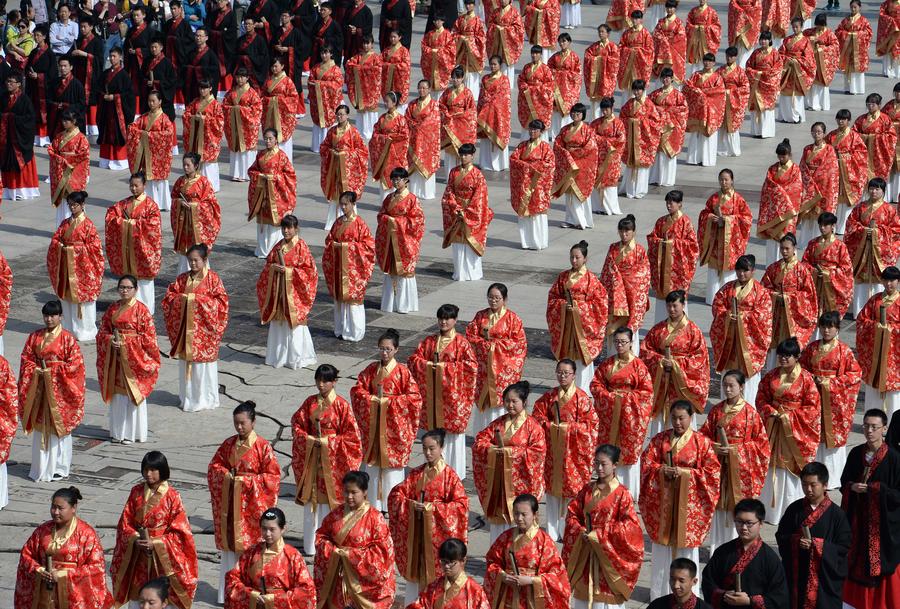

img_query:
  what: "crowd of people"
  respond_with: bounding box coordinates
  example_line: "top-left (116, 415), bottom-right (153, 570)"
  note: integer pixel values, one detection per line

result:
top-left (1, 0), bottom-right (900, 607)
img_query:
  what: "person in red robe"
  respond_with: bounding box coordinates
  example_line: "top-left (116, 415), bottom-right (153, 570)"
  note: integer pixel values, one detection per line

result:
top-left (884, 83), bottom-right (900, 199)
top-left (0, 356), bottom-right (14, 508)
top-left (827, 109), bottom-right (868, 233)
top-left (369, 93), bottom-right (410, 199)
top-left (261, 56), bottom-right (301, 159)
top-left (110, 451), bottom-right (197, 609)
top-left (387, 429), bottom-right (469, 603)
top-left (618, 12), bottom-right (654, 91)
top-left (381, 30), bottom-right (410, 106)
top-left (653, 2), bottom-right (687, 82)
top-left (760, 233), bottom-right (818, 369)
top-left (779, 18), bottom-right (816, 124)
top-left (225, 507), bottom-right (317, 609)
top-left (746, 32), bottom-right (782, 138)
top-left (182, 80), bottom-right (224, 191)
top-left (563, 444), bottom-right (644, 609)
top-left (710, 254), bottom-right (774, 405)
top-left (477, 57), bottom-right (512, 176)
top-left (161, 244), bottom-right (229, 413)
top-left (590, 326), bottom-right (654, 501)
top-left (322, 192), bottom-right (375, 341)
top-left (473, 383), bottom-right (547, 542)
top-left (878, 0), bottom-right (900, 77)
top-left (600, 215), bottom-right (651, 352)
top-left (291, 364), bottom-right (363, 555)
top-left (374, 169), bottom-right (423, 313)
top-left (619, 81), bottom-right (662, 199)
top-left (248, 129), bottom-right (297, 259)
top-left (589, 97), bottom-right (625, 215)
top-left (421, 16), bottom-right (456, 91)
top-left (314, 471), bottom-right (396, 609)
top-left (466, 284), bottom-right (527, 430)
top-left (835, 0), bottom-right (872, 94)
top-left (685, 0), bottom-right (721, 74)
top-left (607, 0), bottom-right (643, 30)
top-left (308, 46), bottom-right (344, 154)
top-left (345, 36), bottom-right (382, 141)
top-left (583, 25), bottom-right (619, 119)
top-left (856, 266), bottom-right (900, 417)
top-left (797, 121), bottom-right (839, 249)
top-left (486, 0), bottom-right (524, 89)
top-left (803, 212), bottom-right (853, 320)
top-left (553, 104), bottom-right (597, 229)
top-left (319, 107), bottom-right (368, 231)
top-left (47, 111), bottom-right (90, 226)
top-left (126, 91), bottom-right (176, 211)
top-left (523, 0), bottom-right (559, 57)
top-left (517, 46), bottom-right (554, 134)
top-left (728, 0), bottom-right (761, 66)
top-left (484, 494), bottom-right (571, 606)
top-left (649, 69), bottom-right (687, 188)
top-left (405, 80), bottom-right (441, 200)
top-left (223, 69), bottom-right (262, 182)
top-left (845, 178), bottom-right (900, 316)
top-left (455, 1), bottom-right (486, 96)
top-left (698, 369), bottom-right (770, 555)
top-left (716, 48), bottom-right (750, 157)
top-left (46, 192), bottom-right (104, 343)
top-left (683, 53), bottom-right (726, 166)
top-left (855, 93), bottom-right (898, 198)
top-left (15, 487), bottom-right (114, 609)
top-left (407, 304), bottom-right (477, 476)
top-left (439, 70), bottom-right (477, 177)
top-left (96, 275), bottom-right (159, 445)
top-left (532, 359), bottom-right (599, 541)
top-left (804, 14), bottom-right (840, 112)
top-left (641, 290), bottom-right (710, 437)
top-left (171, 154), bottom-right (221, 274)
top-left (547, 34), bottom-right (580, 139)
top-left (641, 401), bottom-right (721, 600)
top-left (758, 139), bottom-right (803, 265)
top-left (441, 144), bottom-right (492, 281)
top-left (509, 120), bottom-right (553, 250)
top-left (406, 539), bottom-right (490, 609)
top-left (646, 191), bottom-right (698, 322)
top-left (546, 241), bottom-right (608, 389)
top-left (0, 249), bottom-right (10, 358)
top-left (18, 300), bottom-right (85, 482)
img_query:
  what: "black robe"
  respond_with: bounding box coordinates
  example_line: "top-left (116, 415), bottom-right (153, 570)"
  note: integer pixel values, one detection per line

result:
top-left (163, 16), bottom-right (197, 72)
top-left (124, 22), bottom-right (152, 93)
top-left (246, 0), bottom-right (280, 40)
top-left (840, 443), bottom-right (900, 588)
top-left (776, 498), bottom-right (851, 609)
top-left (289, 0), bottom-right (316, 63)
top-left (702, 539), bottom-right (790, 609)
top-left (73, 33), bottom-right (104, 106)
top-left (24, 44), bottom-right (56, 134)
top-left (888, 411), bottom-right (900, 453)
top-left (647, 595), bottom-right (713, 609)
top-left (141, 54), bottom-right (178, 121)
top-left (0, 91), bottom-right (36, 170)
top-left (273, 24), bottom-right (305, 92)
top-left (205, 6), bottom-right (239, 75)
top-left (183, 45), bottom-right (221, 102)
top-left (48, 74), bottom-right (87, 136)
top-left (236, 32), bottom-right (270, 89)
top-left (311, 16), bottom-right (344, 66)
top-left (425, 0), bottom-right (457, 33)
top-left (342, 2), bottom-right (372, 63)
top-left (378, 0), bottom-right (412, 50)
top-left (97, 66), bottom-right (136, 147)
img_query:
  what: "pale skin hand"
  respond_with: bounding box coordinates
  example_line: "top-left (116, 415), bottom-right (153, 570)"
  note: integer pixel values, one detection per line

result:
top-left (723, 591), bottom-right (750, 606)
top-left (714, 443), bottom-right (730, 457)
top-left (662, 465), bottom-right (680, 478)
top-left (851, 482), bottom-right (868, 493)
top-left (502, 573), bottom-right (534, 586)
top-left (799, 537), bottom-right (813, 550)
top-left (38, 568), bottom-right (58, 583)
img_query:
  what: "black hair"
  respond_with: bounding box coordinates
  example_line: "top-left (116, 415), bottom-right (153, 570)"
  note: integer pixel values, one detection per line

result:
top-left (557, 32), bottom-right (571, 43)
top-left (263, 127), bottom-right (279, 139)
top-left (613, 326), bottom-right (633, 340)
top-left (436, 304), bottom-right (459, 320)
top-left (702, 52), bottom-right (715, 62)
top-left (339, 190), bottom-right (357, 203)
top-left (342, 470), bottom-right (370, 491)
top-left (811, 120), bottom-right (827, 134)
top-left (528, 119), bottom-right (546, 131)
top-left (665, 290), bottom-right (686, 304)
top-left (66, 190), bottom-right (87, 205)
top-left (280, 214), bottom-right (299, 229)
top-left (260, 506), bottom-right (287, 527)
top-left (503, 380), bottom-right (530, 403)
top-left (570, 102), bottom-right (588, 117)
top-left (760, 31), bottom-right (772, 42)
top-left (130, 171), bottom-right (147, 184)
top-left (776, 337), bottom-right (802, 358)
top-left (630, 9), bottom-right (643, 18)
top-left (814, 12), bottom-right (827, 26)
top-left (183, 152), bottom-right (202, 167)
top-left (42, 300), bottom-right (63, 316)
top-left (186, 243), bottom-right (209, 259)
top-left (60, 108), bottom-right (77, 123)
top-left (884, 266), bottom-right (900, 281)
top-left (378, 328), bottom-right (400, 348)
top-left (665, 190), bottom-right (684, 205)
top-left (118, 274), bottom-right (138, 288)
top-left (800, 461), bottom-right (829, 484)
top-left (487, 282), bottom-right (508, 299)
top-left (818, 311), bottom-right (841, 329)
top-left (233, 400), bottom-right (257, 421)
top-left (670, 557), bottom-right (697, 578)
top-left (735, 254), bottom-right (755, 272)
top-left (599, 97), bottom-right (614, 110)
top-left (458, 143), bottom-right (477, 156)
top-left (665, 0), bottom-right (677, 7)
top-left (869, 177), bottom-right (888, 192)
top-left (866, 92), bottom-right (883, 105)
top-left (719, 167), bottom-right (734, 180)
top-left (669, 400), bottom-right (694, 417)
top-left (571, 240), bottom-right (588, 256)
top-left (835, 108), bottom-right (852, 121)
top-left (775, 138), bottom-right (792, 156)
top-left (451, 65), bottom-right (465, 79)
top-left (530, 44), bottom-right (543, 55)
top-left (725, 46), bottom-right (738, 57)
top-left (513, 493), bottom-right (539, 513)
top-left (722, 369), bottom-right (746, 387)
top-left (595, 443), bottom-right (621, 463)
top-left (384, 90), bottom-right (401, 106)
top-left (659, 67), bottom-right (674, 79)
top-left (139, 578), bottom-right (170, 602)
top-left (734, 498), bottom-right (765, 521)
top-left (389, 166), bottom-right (410, 181)
top-left (141, 451), bottom-right (171, 481)
top-left (631, 79), bottom-right (646, 91)
top-left (817, 211), bottom-right (838, 226)
top-left (864, 408), bottom-right (888, 426)
top-left (423, 428), bottom-right (447, 446)
top-left (52, 486), bottom-right (83, 506)
top-left (438, 538), bottom-right (467, 560)
top-left (617, 214), bottom-right (636, 231)
top-left (779, 232), bottom-right (797, 246)
top-left (234, 66), bottom-right (250, 78)
top-left (314, 363), bottom-right (339, 383)
top-left (791, 16), bottom-right (803, 25)
top-left (557, 358), bottom-right (577, 372)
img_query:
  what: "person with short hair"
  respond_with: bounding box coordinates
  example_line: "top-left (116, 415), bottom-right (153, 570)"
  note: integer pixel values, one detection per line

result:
top-left (183, 27), bottom-right (221, 101)
top-left (124, 6), bottom-right (151, 104)
top-left (111, 451), bottom-right (198, 609)
top-left (855, 92), bottom-right (898, 196)
top-left (685, 0), bottom-right (721, 76)
top-left (649, 68), bottom-right (687, 187)
top-left (345, 35), bottom-right (382, 142)
top-left (381, 29), bottom-right (410, 109)
top-left (746, 32), bottom-right (782, 138)
top-left (182, 79), bottom-right (224, 190)
top-left (796, 122), bottom-right (838, 249)
top-left (646, 192), bottom-right (699, 323)
top-left (248, 128), bottom-right (297, 258)
top-left (343, 0), bottom-right (373, 64)
top-left (307, 45), bottom-right (344, 154)
top-left (757, 139), bottom-right (803, 265)
top-left (589, 97), bottom-right (624, 215)
top-left (441, 144), bottom-right (492, 281)
top-left (600, 214), bottom-right (651, 352)
top-left (652, 1), bottom-right (686, 82)
top-left (453, 0), bottom-right (486, 97)
top-left (618, 11), bottom-right (654, 90)
top-left (439, 68), bottom-right (477, 177)
top-left (778, 17), bottom-right (815, 124)
top-left (583, 26), bottom-right (619, 119)
top-left (647, 559), bottom-right (712, 609)
top-left (0, 72), bottom-right (39, 199)
top-left (802, 213), bottom-right (853, 320)
top-left (47, 111), bottom-right (89, 227)
top-left (126, 90), bottom-right (176, 211)
top-left (835, 0), bottom-right (871, 94)
top-left (702, 499), bottom-right (790, 607)
top-left (406, 80), bottom-right (440, 200)
top-left (369, 92), bottom-right (410, 201)
top-left (48, 55), bottom-right (86, 140)
top-left (825, 110), bottom-right (867, 233)
top-left (164, 2), bottom-right (197, 98)
top-left (524, 0), bottom-right (559, 61)
top-left (698, 169), bottom-right (753, 303)
top-left (517, 45), bottom-right (554, 136)
top-left (223, 68), bottom-right (262, 182)
top-left (406, 539), bottom-right (489, 609)
top-left (727, 0), bottom-right (759, 67)
top-left (553, 103), bottom-right (597, 228)
top-left (235, 16), bottom-right (269, 90)
top-left (71, 18), bottom-right (104, 139)
top-left (140, 37), bottom-right (177, 122)
top-left (619, 80), bottom-right (661, 199)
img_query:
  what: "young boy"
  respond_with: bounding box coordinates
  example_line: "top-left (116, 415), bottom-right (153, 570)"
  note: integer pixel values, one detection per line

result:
top-left (648, 558), bottom-right (712, 608)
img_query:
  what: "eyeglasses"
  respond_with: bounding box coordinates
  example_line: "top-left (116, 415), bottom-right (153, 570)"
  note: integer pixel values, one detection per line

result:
top-left (117, 285), bottom-right (136, 291)
top-left (613, 339), bottom-right (631, 345)
top-left (734, 519), bottom-right (760, 529)
top-left (377, 347), bottom-right (395, 352)
top-left (556, 371), bottom-right (575, 377)
top-left (440, 560), bottom-right (459, 567)
top-left (862, 424), bottom-right (884, 431)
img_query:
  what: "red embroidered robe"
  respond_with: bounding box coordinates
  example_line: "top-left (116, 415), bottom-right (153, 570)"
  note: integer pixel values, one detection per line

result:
top-left (161, 270), bottom-right (229, 363)
top-left (856, 290), bottom-right (900, 392)
top-left (717, 63), bottom-right (750, 134)
top-left (826, 126), bottom-right (868, 205)
top-left (583, 40), bottom-right (619, 100)
top-left (606, 0), bottom-right (643, 30)
top-left (439, 86), bottom-right (477, 159)
top-left (802, 235), bottom-right (853, 318)
top-left (225, 541), bottom-right (316, 609)
top-left (487, 5), bottom-right (525, 67)
top-left (799, 142), bottom-right (839, 227)
top-left (441, 164), bottom-right (493, 256)
top-left (319, 124), bottom-right (368, 201)
top-left (836, 13), bottom-right (872, 74)
top-left (257, 237), bottom-right (318, 327)
top-left (650, 85), bottom-right (688, 159)
top-left (854, 111), bottom-right (898, 182)
top-left (591, 115), bottom-right (625, 189)
top-left (484, 526), bottom-right (571, 609)
top-left (729, 0), bottom-right (761, 51)
top-left (800, 339), bottom-right (862, 449)
top-left (509, 139), bottom-right (554, 216)
top-left (641, 316), bottom-right (710, 418)
top-left (345, 51), bottom-right (383, 112)
top-left (683, 69), bottom-right (727, 137)
top-left (375, 190), bottom-right (424, 277)
top-left (262, 73), bottom-right (300, 144)
top-left (96, 299), bottom-right (160, 404)
top-left (653, 15), bottom-right (687, 81)
top-left (551, 121), bottom-right (598, 202)
top-left (524, 0), bottom-right (560, 48)
top-left (590, 354), bottom-right (654, 466)
top-left (746, 47), bottom-right (783, 112)
top-left (47, 214), bottom-right (105, 305)
top-left (548, 49), bottom-right (581, 116)
top-left (466, 308), bottom-right (527, 412)
top-left (877, 0), bottom-right (900, 60)
top-left (408, 331), bottom-right (478, 433)
top-left (171, 175), bottom-right (220, 254)
top-left (600, 240), bottom-right (651, 335)
top-left (617, 26), bottom-right (655, 90)
top-left (381, 43), bottom-right (411, 104)
top-left (126, 110), bottom-right (175, 181)
top-left (547, 267), bottom-right (608, 365)
top-left (647, 211), bottom-right (698, 298)
top-left (762, 0), bottom-right (790, 38)
top-left (0, 250), bottom-right (10, 338)
top-left (517, 61), bottom-right (554, 130)
top-left (407, 575), bottom-right (490, 609)
top-left (308, 61), bottom-right (343, 129)
top-left (406, 96), bottom-right (441, 179)
top-left (780, 33), bottom-right (816, 96)
top-left (761, 257), bottom-right (819, 347)
top-left (421, 27), bottom-right (457, 90)
top-left (845, 198), bottom-right (900, 284)
top-left (48, 128), bottom-right (90, 208)
top-left (322, 214), bottom-right (375, 304)
top-left (183, 95), bottom-right (224, 163)
top-left (105, 194), bottom-right (163, 280)
top-left (697, 189), bottom-right (753, 273)
top-left (686, 5), bottom-right (721, 65)
top-left (710, 279), bottom-right (774, 376)
top-left (805, 26), bottom-right (840, 87)
top-left (0, 356), bottom-right (17, 467)
top-left (620, 94), bottom-right (662, 168)
top-left (756, 364), bottom-right (822, 474)
top-left (455, 13), bottom-right (487, 75)
top-left (223, 84), bottom-right (263, 154)
top-left (248, 148), bottom-right (296, 227)
top-left (757, 160), bottom-right (803, 243)
top-left (369, 111), bottom-right (410, 187)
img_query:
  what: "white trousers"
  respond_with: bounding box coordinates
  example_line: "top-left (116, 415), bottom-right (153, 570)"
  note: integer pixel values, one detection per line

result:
top-left (836, 202), bottom-right (853, 235)
top-left (100, 157), bottom-right (129, 170)
top-left (404, 580), bottom-right (421, 606)
top-left (479, 141), bottom-right (509, 171)
top-left (644, 3), bottom-right (665, 28)
top-left (303, 503), bottom-right (331, 555)
top-left (472, 405), bottom-right (505, 434)
top-left (179, 360), bottom-right (220, 412)
top-left (708, 508), bottom-right (738, 556)
top-left (721, 371), bottom-right (760, 407)
top-left (362, 464), bottom-right (405, 510)
top-left (201, 161), bottom-right (220, 192)
top-left (109, 393), bottom-right (148, 442)
top-left (705, 267), bottom-right (737, 305)
top-left (883, 55), bottom-right (900, 77)
top-left (806, 84), bottom-right (830, 112)
top-left (545, 493), bottom-right (570, 541)
top-left (621, 166), bottom-right (650, 198)
top-left (717, 129), bottom-right (741, 157)
top-left (266, 321), bottom-right (317, 369)
top-left (333, 302), bottom-right (366, 341)
top-left (686, 132), bottom-right (718, 166)
top-left (324, 202), bottom-right (340, 232)
top-left (444, 432), bottom-right (467, 477)
top-left (61, 299), bottom-right (97, 342)
top-left (464, 72), bottom-right (481, 101)
top-left (147, 179), bottom-right (171, 212)
top-left (649, 152), bottom-right (677, 186)
top-left (864, 385), bottom-right (900, 418)
top-left (750, 109), bottom-right (776, 138)
top-left (571, 598), bottom-right (624, 609)
top-left (842, 71), bottom-right (865, 94)
top-left (853, 282), bottom-right (883, 317)
top-left (311, 124), bottom-right (332, 153)
top-left (560, 2), bottom-right (581, 26)
top-left (218, 550), bottom-right (239, 604)
top-left (55, 203), bottom-right (71, 227)
top-left (256, 223), bottom-right (283, 258)
top-left (503, 64), bottom-right (516, 92)
top-left (381, 274), bottom-right (419, 313)
top-left (550, 111), bottom-right (573, 140)
top-left (797, 218), bottom-right (818, 251)
top-left (591, 186), bottom-right (621, 215)
top-left (816, 443), bottom-right (847, 489)
top-left (760, 466), bottom-right (803, 523)
top-left (616, 461), bottom-right (640, 503)
top-left (650, 544), bottom-right (700, 601)
top-left (766, 239), bottom-right (780, 267)
top-left (30, 431), bottom-right (72, 482)
top-left (451, 243), bottom-right (483, 281)
top-left (228, 150), bottom-right (254, 181)
top-left (278, 137), bottom-right (294, 161)
top-left (357, 111), bottom-right (378, 142)
top-left (575, 360), bottom-right (595, 393)
top-left (490, 522), bottom-right (512, 544)
top-left (410, 172), bottom-right (437, 200)
top-left (778, 95), bottom-right (806, 124)
top-left (0, 462), bottom-right (7, 510)
top-left (565, 194), bottom-right (594, 228)
top-left (737, 44), bottom-right (754, 68)
top-left (518, 214), bottom-right (549, 250)
top-left (137, 279), bottom-right (155, 315)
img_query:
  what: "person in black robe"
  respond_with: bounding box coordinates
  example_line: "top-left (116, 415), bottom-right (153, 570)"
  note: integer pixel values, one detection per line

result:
top-left (0, 73), bottom-right (37, 196)
top-left (840, 408), bottom-right (900, 609)
top-left (24, 25), bottom-right (56, 145)
top-left (425, 0), bottom-right (456, 33)
top-left (273, 10), bottom-right (305, 92)
top-left (311, 2), bottom-right (344, 65)
top-left (342, 0), bottom-right (372, 65)
top-left (378, 0), bottom-right (411, 50)
top-left (236, 15), bottom-right (271, 89)
top-left (205, 0), bottom-right (238, 80)
top-left (888, 410), bottom-right (900, 453)
top-left (164, 1), bottom-right (198, 74)
top-left (245, 0), bottom-right (279, 40)
top-left (48, 55), bottom-right (86, 136)
top-left (648, 559), bottom-right (713, 609)
top-left (141, 37), bottom-right (178, 122)
top-left (183, 27), bottom-right (221, 102)
top-left (776, 462), bottom-right (851, 609)
top-left (71, 18), bottom-right (104, 137)
top-left (702, 499), bottom-right (791, 609)
top-left (97, 47), bottom-right (136, 159)
top-left (124, 5), bottom-right (152, 106)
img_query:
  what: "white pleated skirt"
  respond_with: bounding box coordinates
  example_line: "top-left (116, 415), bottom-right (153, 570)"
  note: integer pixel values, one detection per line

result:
top-left (362, 464), bottom-right (405, 511)
top-left (357, 111), bottom-right (378, 142)
top-left (137, 279), bottom-right (155, 314)
top-left (503, 64), bottom-right (516, 92)
top-left (686, 132), bottom-right (718, 166)
top-left (324, 201), bottom-right (340, 231)
top-left (589, 99), bottom-right (604, 121)
top-left (256, 223), bottom-right (282, 258)
top-left (644, 3), bottom-right (665, 27)
top-left (778, 95), bottom-right (805, 124)
top-left (55, 203), bottom-right (71, 227)
top-left (147, 179), bottom-right (171, 211)
top-left (333, 302), bottom-right (366, 341)
top-left (759, 466), bottom-right (803, 523)
top-left (616, 461), bottom-right (640, 503)
top-left (30, 431), bottom-right (72, 482)
top-left (228, 150), bottom-right (254, 181)
top-left (479, 141), bottom-right (509, 171)
top-left (591, 186), bottom-right (621, 215)
top-left (472, 405), bottom-right (505, 434)
top-left (842, 71), bottom-right (865, 94)
top-left (621, 166), bottom-right (650, 198)
top-left (201, 162), bottom-right (220, 192)
top-left (303, 503), bottom-right (331, 555)
top-left (765, 239), bottom-right (780, 267)
top-left (575, 360), bottom-right (594, 393)
top-left (561, 2), bottom-right (581, 27)
top-left (278, 137), bottom-right (294, 161)
top-left (311, 124), bottom-right (332, 153)
top-left (518, 214), bottom-right (549, 250)
top-left (464, 72), bottom-right (481, 100)
top-left (550, 111), bottom-right (573, 140)
top-left (442, 151), bottom-right (458, 181)
top-left (853, 282), bottom-right (883, 316)
top-left (739, 44), bottom-right (756, 67)
top-left (864, 385), bottom-right (900, 418)
top-left (649, 152), bottom-right (677, 187)
top-left (717, 128), bottom-right (741, 157)
top-left (705, 267), bottom-right (737, 305)
top-left (61, 299), bottom-right (97, 342)
top-left (545, 493), bottom-right (570, 541)
top-left (750, 109), bottom-right (776, 138)
top-left (266, 320), bottom-right (317, 369)
top-left (708, 508), bottom-right (738, 556)
top-left (381, 274), bottom-right (419, 313)
top-left (451, 243), bottom-right (483, 281)
top-left (816, 443), bottom-right (847, 489)
top-left (100, 157), bottom-right (130, 170)
top-left (806, 84), bottom-right (830, 112)
top-left (444, 432), bottom-right (467, 477)
top-left (217, 550), bottom-right (239, 604)
top-left (178, 360), bottom-right (220, 412)
top-left (0, 462), bottom-right (7, 510)
top-left (109, 393), bottom-right (148, 442)
top-left (410, 172), bottom-right (437, 200)
top-left (836, 202), bottom-right (852, 235)
top-left (650, 544), bottom-right (700, 601)
top-left (565, 194), bottom-right (594, 229)
top-left (797, 217), bottom-right (818, 251)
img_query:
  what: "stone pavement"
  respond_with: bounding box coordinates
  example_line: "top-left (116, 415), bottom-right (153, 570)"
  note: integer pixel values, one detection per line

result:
top-left (0, 0), bottom-right (888, 605)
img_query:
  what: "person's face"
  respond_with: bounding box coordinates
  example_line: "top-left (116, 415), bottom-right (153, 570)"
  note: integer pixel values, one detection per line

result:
top-left (811, 125), bottom-right (825, 143)
top-left (570, 110), bottom-right (584, 123)
top-left (719, 172), bottom-right (733, 190)
top-left (233, 412), bottom-right (254, 438)
top-left (736, 267), bottom-right (753, 284)
top-left (147, 95), bottom-right (161, 111)
top-left (777, 152), bottom-right (790, 165)
top-left (666, 198), bottom-right (682, 215)
top-left (433, 17), bottom-right (444, 28)
top-left (422, 436), bottom-right (442, 465)
top-left (726, 53), bottom-right (736, 65)
top-left (559, 38), bottom-right (570, 50)
top-left (281, 12), bottom-right (291, 25)
top-left (418, 81), bottom-right (430, 97)
top-left (613, 334), bottom-right (631, 355)
top-left (601, 105), bottom-right (612, 118)
top-left (666, 299), bottom-right (685, 320)
top-left (618, 227), bottom-right (634, 243)
top-left (703, 59), bottom-right (715, 70)
top-left (137, 588), bottom-right (166, 609)
top-left (460, 151), bottom-right (474, 165)
top-left (778, 352), bottom-right (798, 369)
top-left (734, 510), bottom-right (761, 542)
top-left (556, 363), bottom-right (575, 388)
top-left (531, 51), bottom-right (541, 63)
top-left (595, 454), bottom-right (615, 480)
top-left (760, 37), bottom-right (771, 48)
top-left (440, 556), bottom-right (465, 579)
top-left (339, 198), bottom-right (355, 217)
top-left (59, 60), bottom-right (72, 77)
top-left (195, 30), bottom-right (208, 46)
top-left (504, 391), bottom-right (525, 416)
top-left (632, 88), bottom-right (644, 99)
top-left (264, 132), bottom-right (278, 149)
top-left (172, 3), bottom-right (183, 17)
top-left (665, 5), bottom-right (675, 15)
top-left (869, 185), bottom-right (885, 200)
top-left (867, 101), bottom-right (880, 114)
top-left (260, 519), bottom-right (284, 546)
top-left (182, 157), bottom-right (197, 175)
top-left (632, 16), bottom-right (642, 27)
top-left (598, 27), bottom-right (609, 42)
top-left (321, 49), bottom-right (332, 62)
top-left (281, 224), bottom-right (298, 240)
top-left (895, 89), bottom-right (900, 103)
top-left (50, 497), bottom-right (76, 525)
top-left (837, 117), bottom-right (849, 129)
top-left (150, 42), bottom-right (163, 57)
top-left (670, 409), bottom-right (691, 435)
top-left (377, 339), bottom-right (397, 365)
top-left (863, 416), bottom-right (886, 444)
top-left (67, 198), bottom-right (84, 216)
top-left (390, 31), bottom-right (400, 45)
top-left (43, 312), bottom-right (61, 330)
top-left (489, 58), bottom-right (501, 73)
top-left (487, 288), bottom-right (505, 311)
top-left (244, 19), bottom-right (255, 31)
top-left (722, 375), bottom-right (743, 400)
top-left (129, 178), bottom-right (145, 196)
top-left (200, 85), bottom-right (213, 98)
top-left (316, 377), bottom-right (336, 396)
top-left (513, 503), bottom-right (535, 531)
top-left (118, 280), bottom-right (137, 300)
top-left (34, 31), bottom-right (45, 45)
top-left (133, 9), bottom-right (144, 23)
top-left (850, 2), bottom-right (860, 14)
top-left (384, 94), bottom-right (397, 110)
top-left (820, 325), bottom-right (839, 342)
top-left (792, 21), bottom-right (802, 34)
top-left (320, 6), bottom-right (331, 18)
top-left (343, 483), bottom-right (366, 508)
top-left (885, 277), bottom-right (900, 294)
top-left (58, 6), bottom-right (70, 20)
top-left (801, 475), bottom-right (826, 504)
top-left (80, 21), bottom-right (91, 36)
top-left (437, 316), bottom-right (456, 334)
top-left (271, 61), bottom-right (284, 75)
top-left (780, 240), bottom-right (796, 260)
top-left (187, 250), bottom-right (206, 272)
top-left (235, 74), bottom-right (249, 87)
top-left (5, 79), bottom-right (18, 94)
top-left (363, 39), bottom-right (373, 52)
top-left (143, 467), bottom-right (161, 486)
top-left (569, 248), bottom-right (585, 270)
top-left (391, 175), bottom-right (408, 190)
top-left (465, 1), bottom-right (475, 12)
top-left (669, 569), bottom-right (696, 602)
top-left (528, 126), bottom-right (542, 140)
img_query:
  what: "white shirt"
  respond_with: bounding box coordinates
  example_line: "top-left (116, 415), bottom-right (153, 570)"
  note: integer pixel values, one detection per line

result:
top-left (49, 20), bottom-right (78, 54)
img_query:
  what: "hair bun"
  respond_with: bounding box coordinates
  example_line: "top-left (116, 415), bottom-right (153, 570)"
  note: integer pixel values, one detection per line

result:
top-left (69, 486), bottom-right (83, 500)
top-left (578, 240), bottom-right (589, 248)
top-left (625, 213), bottom-right (636, 221)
